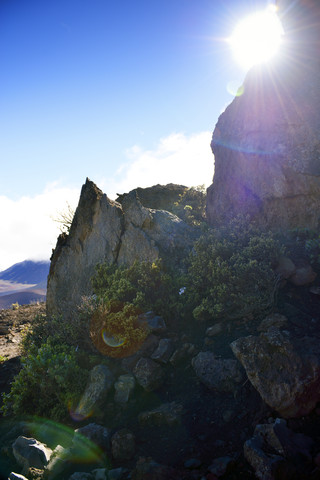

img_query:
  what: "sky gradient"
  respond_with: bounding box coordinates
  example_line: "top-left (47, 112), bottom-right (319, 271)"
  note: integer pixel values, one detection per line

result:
top-left (1, 0), bottom-right (274, 270)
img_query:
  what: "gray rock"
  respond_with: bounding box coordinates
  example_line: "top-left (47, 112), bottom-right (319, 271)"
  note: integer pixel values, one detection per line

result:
top-left (12, 436), bottom-right (52, 474)
top-left (142, 312), bottom-right (167, 334)
top-left (244, 435), bottom-right (284, 480)
top-left (121, 334), bottom-right (159, 372)
top-left (92, 468), bottom-right (108, 480)
top-left (257, 313), bottom-right (288, 333)
top-left (133, 357), bottom-right (165, 391)
top-left (114, 374), bottom-right (136, 403)
top-left (151, 338), bottom-right (174, 363)
top-left (138, 402), bottom-right (184, 427)
top-left (9, 474), bottom-right (29, 480)
top-left (74, 423), bottom-right (111, 450)
top-left (231, 330), bottom-right (320, 417)
top-left (76, 365), bottom-right (114, 418)
top-left (275, 256), bottom-right (296, 280)
top-left (289, 262), bottom-right (317, 286)
top-left (46, 444), bottom-right (71, 478)
top-left (107, 468), bottom-right (129, 480)
top-left (111, 429), bottom-right (135, 461)
top-left (169, 343), bottom-right (197, 366)
top-left (244, 418), bottom-right (313, 480)
top-left (192, 351), bottom-right (244, 392)
top-left (205, 323), bottom-right (224, 337)
top-left (68, 473), bottom-right (94, 480)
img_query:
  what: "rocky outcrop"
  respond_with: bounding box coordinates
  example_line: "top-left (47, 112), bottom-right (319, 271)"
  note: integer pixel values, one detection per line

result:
top-left (116, 184), bottom-right (189, 212)
top-left (206, 0), bottom-right (320, 229)
top-left (47, 179), bottom-right (198, 319)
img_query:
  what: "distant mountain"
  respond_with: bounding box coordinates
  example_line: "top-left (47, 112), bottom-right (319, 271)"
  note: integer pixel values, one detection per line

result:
top-left (0, 290), bottom-right (46, 310)
top-left (0, 260), bottom-right (50, 285)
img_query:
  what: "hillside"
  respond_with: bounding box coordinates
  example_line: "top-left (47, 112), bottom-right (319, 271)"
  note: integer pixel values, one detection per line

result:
top-left (0, 260), bottom-right (49, 285)
top-left (0, 261), bottom-right (49, 309)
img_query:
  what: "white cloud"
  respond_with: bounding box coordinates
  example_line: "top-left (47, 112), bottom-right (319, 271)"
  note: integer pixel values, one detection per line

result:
top-left (0, 184), bottom-right (79, 271)
top-left (101, 131), bottom-right (214, 199)
top-left (0, 131), bottom-right (214, 271)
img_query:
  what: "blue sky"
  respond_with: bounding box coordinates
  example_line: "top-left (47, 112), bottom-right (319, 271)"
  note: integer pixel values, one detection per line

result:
top-left (0, 0), bottom-right (274, 270)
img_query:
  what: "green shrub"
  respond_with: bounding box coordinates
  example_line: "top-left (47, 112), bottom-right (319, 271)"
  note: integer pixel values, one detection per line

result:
top-left (22, 310), bottom-right (94, 354)
top-left (171, 185), bottom-right (206, 226)
top-left (91, 260), bottom-right (182, 321)
top-left (1, 341), bottom-right (89, 420)
top-left (184, 217), bottom-right (283, 322)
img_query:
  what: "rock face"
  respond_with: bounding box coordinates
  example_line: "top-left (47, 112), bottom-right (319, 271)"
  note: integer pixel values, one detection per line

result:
top-left (47, 179), bottom-right (198, 319)
top-left (206, 1), bottom-right (320, 229)
top-left (231, 330), bottom-right (320, 418)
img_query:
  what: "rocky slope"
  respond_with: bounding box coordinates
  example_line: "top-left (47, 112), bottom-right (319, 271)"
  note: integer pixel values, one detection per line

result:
top-left (47, 180), bottom-right (199, 320)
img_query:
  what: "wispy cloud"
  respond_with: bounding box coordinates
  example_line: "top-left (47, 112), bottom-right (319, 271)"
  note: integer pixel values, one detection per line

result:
top-left (0, 184), bottom-right (79, 271)
top-left (101, 131), bottom-right (214, 199)
top-left (0, 131), bottom-right (214, 271)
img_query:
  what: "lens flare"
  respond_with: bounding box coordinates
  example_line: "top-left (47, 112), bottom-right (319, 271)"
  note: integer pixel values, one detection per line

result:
top-left (102, 330), bottom-right (127, 347)
top-left (229, 5), bottom-right (284, 70)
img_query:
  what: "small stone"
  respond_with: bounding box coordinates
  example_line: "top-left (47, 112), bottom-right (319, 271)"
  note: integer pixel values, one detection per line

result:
top-left (114, 374), bottom-right (135, 403)
top-left (9, 474), bottom-right (29, 480)
top-left (68, 473), bottom-right (94, 480)
top-left (275, 256), bottom-right (296, 279)
top-left (139, 312), bottom-right (167, 333)
top-left (151, 338), bottom-right (175, 364)
top-left (74, 423), bottom-right (111, 451)
top-left (111, 429), bottom-right (135, 461)
top-left (133, 357), bottom-right (165, 391)
top-left (138, 402), bottom-right (184, 427)
top-left (205, 323), bottom-right (223, 337)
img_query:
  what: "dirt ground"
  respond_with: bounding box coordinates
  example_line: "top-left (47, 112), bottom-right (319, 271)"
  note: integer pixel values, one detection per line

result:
top-left (0, 303), bottom-right (46, 395)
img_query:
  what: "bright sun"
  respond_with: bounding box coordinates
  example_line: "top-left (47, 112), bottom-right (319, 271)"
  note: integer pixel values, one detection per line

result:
top-left (229, 5), bottom-right (284, 70)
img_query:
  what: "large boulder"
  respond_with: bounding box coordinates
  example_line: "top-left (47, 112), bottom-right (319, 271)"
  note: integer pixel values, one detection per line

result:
top-left (47, 179), bottom-right (198, 319)
top-left (206, 1), bottom-right (320, 230)
top-left (231, 330), bottom-right (320, 418)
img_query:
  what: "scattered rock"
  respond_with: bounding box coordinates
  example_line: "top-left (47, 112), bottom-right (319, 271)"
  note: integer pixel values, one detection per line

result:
top-left (140, 312), bottom-right (167, 334)
top-left (257, 313), bottom-right (288, 332)
top-left (231, 330), bottom-right (320, 417)
top-left (12, 436), bottom-right (52, 474)
top-left (205, 323), bottom-right (224, 337)
top-left (169, 343), bottom-right (197, 367)
top-left (192, 351), bottom-right (244, 393)
top-left (151, 338), bottom-right (175, 363)
top-left (275, 256), bottom-right (296, 280)
top-left (138, 402), bottom-right (184, 427)
top-left (133, 357), bottom-right (165, 391)
top-left (74, 423), bottom-right (111, 451)
top-left (289, 262), bottom-right (317, 286)
top-left (114, 374), bottom-right (136, 403)
top-left (111, 429), bottom-right (135, 461)
top-left (9, 474), bottom-right (29, 480)
top-left (76, 365), bottom-right (114, 418)
top-left (68, 473), bottom-right (94, 480)
top-left (244, 418), bottom-right (314, 480)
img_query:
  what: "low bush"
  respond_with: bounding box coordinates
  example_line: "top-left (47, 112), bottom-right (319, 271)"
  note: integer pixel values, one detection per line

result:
top-left (1, 341), bottom-right (89, 421)
top-left (91, 260), bottom-right (182, 322)
top-left (184, 216), bottom-right (284, 322)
